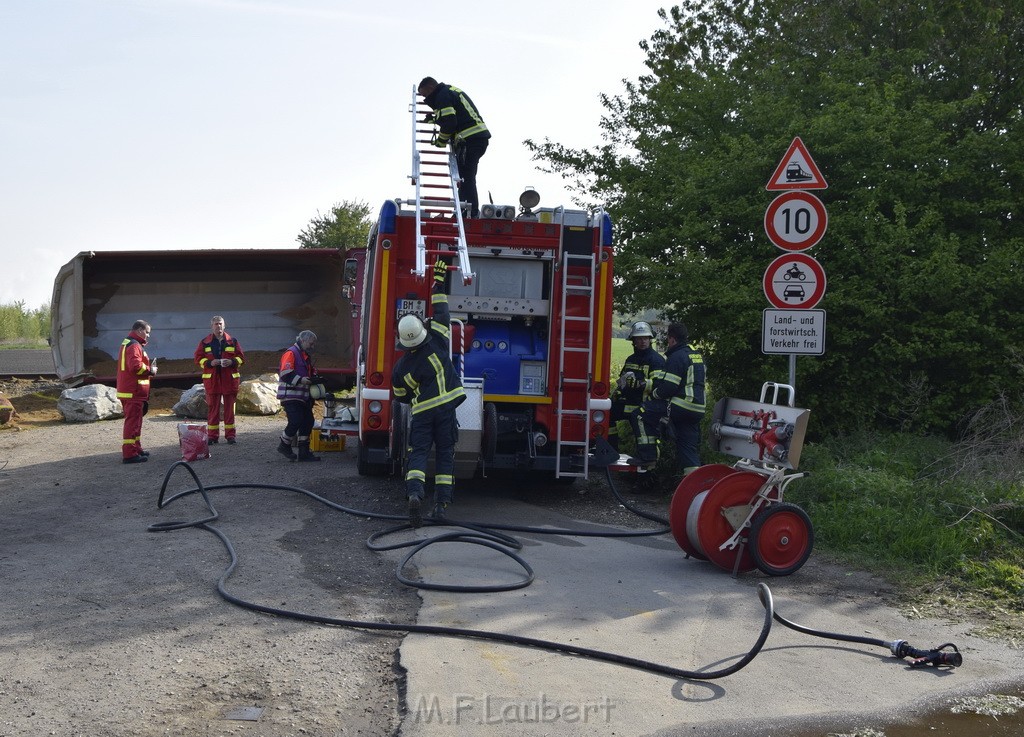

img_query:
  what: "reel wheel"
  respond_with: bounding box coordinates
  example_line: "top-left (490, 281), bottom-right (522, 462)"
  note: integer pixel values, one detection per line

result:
top-left (749, 502), bottom-right (814, 576)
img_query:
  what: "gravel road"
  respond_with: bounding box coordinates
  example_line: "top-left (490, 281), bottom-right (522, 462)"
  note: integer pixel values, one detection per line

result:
top-left (0, 405), bottom-right (660, 737)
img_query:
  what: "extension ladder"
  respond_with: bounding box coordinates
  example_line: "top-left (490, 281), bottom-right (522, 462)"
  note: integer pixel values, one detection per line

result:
top-left (554, 250), bottom-right (596, 478)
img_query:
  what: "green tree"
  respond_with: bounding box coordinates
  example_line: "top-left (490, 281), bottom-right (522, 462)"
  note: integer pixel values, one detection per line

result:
top-left (296, 199), bottom-right (373, 251)
top-left (528, 0), bottom-right (1024, 436)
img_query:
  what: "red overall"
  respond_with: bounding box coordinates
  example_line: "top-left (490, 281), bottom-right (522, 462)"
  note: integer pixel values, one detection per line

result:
top-left (116, 330), bottom-right (154, 460)
top-left (194, 332), bottom-right (245, 441)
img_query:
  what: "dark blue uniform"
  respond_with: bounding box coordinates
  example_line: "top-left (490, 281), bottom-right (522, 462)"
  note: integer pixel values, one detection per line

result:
top-left (392, 292), bottom-right (466, 504)
top-left (421, 82), bottom-right (490, 217)
top-left (609, 345), bottom-right (666, 451)
top-left (634, 342), bottom-right (706, 471)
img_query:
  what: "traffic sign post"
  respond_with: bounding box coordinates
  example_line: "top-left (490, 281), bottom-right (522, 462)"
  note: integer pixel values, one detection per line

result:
top-left (764, 191), bottom-right (828, 251)
top-left (763, 137), bottom-right (830, 388)
top-left (762, 309), bottom-right (826, 355)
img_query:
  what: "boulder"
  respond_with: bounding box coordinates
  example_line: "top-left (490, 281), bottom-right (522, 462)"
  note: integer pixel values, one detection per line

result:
top-left (237, 379), bottom-right (281, 415)
top-left (57, 385), bottom-right (123, 423)
top-left (0, 394), bottom-right (14, 424)
top-left (172, 384), bottom-right (208, 419)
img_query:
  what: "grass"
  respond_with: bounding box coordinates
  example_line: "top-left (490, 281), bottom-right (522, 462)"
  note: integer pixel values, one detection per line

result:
top-left (785, 431), bottom-right (1024, 619)
top-left (610, 338), bottom-right (631, 372)
top-left (0, 342), bottom-right (49, 349)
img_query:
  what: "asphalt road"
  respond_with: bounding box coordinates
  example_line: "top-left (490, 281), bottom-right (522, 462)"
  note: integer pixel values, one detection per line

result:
top-left (0, 348), bottom-right (54, 376)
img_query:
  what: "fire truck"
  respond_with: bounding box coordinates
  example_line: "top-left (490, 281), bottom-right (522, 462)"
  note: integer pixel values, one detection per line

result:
top-left (346, 86), bottom-right (618, 481)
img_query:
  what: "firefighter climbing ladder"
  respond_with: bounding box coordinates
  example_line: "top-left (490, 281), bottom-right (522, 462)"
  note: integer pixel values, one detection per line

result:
top-left (554, 251), bottom-right (596, 478)
top-left (408, 85), bottom-right (473, 283)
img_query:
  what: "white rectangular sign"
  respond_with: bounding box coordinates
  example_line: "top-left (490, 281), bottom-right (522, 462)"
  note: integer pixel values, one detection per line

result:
top-left (762, 309), bottom-right (826, 355)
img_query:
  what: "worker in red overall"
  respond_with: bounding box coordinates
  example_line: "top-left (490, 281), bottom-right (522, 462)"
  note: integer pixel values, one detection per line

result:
top-left (116, 319), bottom-right (157, 464)
top-left (194, 315), bottom-right (245, 444)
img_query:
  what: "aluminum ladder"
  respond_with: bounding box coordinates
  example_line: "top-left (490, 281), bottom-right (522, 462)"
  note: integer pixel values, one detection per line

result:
top-left (408, 84), bottom-right (473, 285)
top-left (554, 250), bottom-right (596, 478)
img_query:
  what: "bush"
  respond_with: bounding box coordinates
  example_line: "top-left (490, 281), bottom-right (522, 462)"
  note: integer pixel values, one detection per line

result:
top-left (0, 301), bottom-right (50, 345)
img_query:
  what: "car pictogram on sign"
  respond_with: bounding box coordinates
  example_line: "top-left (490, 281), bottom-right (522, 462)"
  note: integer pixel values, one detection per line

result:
top-left (783, 284), bottom-right (806, 301)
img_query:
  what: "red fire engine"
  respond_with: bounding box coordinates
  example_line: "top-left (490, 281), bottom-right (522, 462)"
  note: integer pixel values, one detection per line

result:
top-left (346, 86), bottom-right (617, 481)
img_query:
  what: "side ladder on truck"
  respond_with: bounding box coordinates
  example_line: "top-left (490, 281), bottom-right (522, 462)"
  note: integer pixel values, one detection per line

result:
top-left (408, 85), bottom-right (473, 284)
top-left (554, 251), bottom-right (596, 478)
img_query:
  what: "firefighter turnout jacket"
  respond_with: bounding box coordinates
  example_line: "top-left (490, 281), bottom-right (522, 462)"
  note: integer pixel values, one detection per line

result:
top-left (116, 330), bottom-right (155, 402)
top-left (422, 82), bottom-right (491, 146)
top-left (649, 342), bottom-right (706, 415)
top-left (194, 332), bottom-right (245, 395)
top-left (392, 293), bottom-right (466, 414)
top-left (618, 346), bottom-right (666, 408)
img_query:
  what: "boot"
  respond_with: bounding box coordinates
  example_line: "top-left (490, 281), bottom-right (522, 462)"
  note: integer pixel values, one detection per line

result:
top-left (277, 438), bottom-right (297, 461)
top-left (408, 495), bottom-right (423, 528)
top-left (297, 440), bottom-right (321, 462)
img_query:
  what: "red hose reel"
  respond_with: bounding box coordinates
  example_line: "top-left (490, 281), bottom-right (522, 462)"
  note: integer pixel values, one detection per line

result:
top-left (669, 383), bottom-right (814, 576)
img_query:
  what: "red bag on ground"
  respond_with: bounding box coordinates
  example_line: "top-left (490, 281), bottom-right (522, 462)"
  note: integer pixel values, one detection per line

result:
top-left (178, 423), bottom-right (210, 461)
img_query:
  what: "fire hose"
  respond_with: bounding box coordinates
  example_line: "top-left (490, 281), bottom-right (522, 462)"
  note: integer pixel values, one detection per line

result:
top-left (148, 460), bottom-right (962, 679)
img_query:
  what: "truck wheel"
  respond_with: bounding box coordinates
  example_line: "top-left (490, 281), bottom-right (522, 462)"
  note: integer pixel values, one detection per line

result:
top-left (391, 403), bottom-right (410, 475)
top-left (356, 440), bottom-right (388, 476)
top-left (482, 403), bottom-right (498, 463)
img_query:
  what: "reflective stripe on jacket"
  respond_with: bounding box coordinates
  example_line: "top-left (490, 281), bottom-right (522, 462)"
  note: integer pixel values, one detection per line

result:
top-left (116, 334), bottom-right (153, 401)
top-left (650, 342), bottom-right (706, 414)
top-left (619, 345), bottom-right (667, 408)
top-left (392, 293), bottom-right (466, 415)
top-left (423, 83), bottom-right (490, 144)
top-left (194, 332), bottom-right (245, 394)
top-left (277, 344), bottom-right (314, 402)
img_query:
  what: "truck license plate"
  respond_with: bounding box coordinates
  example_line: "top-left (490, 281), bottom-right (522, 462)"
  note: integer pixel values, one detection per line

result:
top-left (396, 299), bottom-right (426, 318)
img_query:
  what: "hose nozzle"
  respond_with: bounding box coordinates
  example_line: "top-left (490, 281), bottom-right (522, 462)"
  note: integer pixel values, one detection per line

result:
top-left (890, 640), bottom-right (963, 668)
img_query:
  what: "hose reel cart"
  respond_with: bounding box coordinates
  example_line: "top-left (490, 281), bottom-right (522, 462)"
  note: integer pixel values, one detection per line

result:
top-left (669, 382), bottom-right (814, 576)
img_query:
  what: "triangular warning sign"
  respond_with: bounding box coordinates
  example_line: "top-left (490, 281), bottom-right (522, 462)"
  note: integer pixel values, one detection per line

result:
top-left (766, 137), bottom-right (828, 191)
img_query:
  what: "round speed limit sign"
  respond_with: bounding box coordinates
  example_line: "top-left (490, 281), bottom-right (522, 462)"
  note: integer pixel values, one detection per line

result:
top-left (764, 191), bottom-right (828, 251)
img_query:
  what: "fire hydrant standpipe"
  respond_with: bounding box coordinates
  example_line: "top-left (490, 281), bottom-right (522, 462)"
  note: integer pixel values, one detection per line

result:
top-left (148, 461), bottom-right (962, 681)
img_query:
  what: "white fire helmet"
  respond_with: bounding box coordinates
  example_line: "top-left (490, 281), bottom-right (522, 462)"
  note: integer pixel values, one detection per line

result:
top-left (628, 321), bottom-right (655, 339)
top-left (398, 314), bottom-right (428, 348)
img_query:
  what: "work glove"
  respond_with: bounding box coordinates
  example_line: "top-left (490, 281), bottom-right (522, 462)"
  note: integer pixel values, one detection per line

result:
top-left (432, 133), bottom-right (450, 148)
top-left (622, 373), bottom-right (638, 389)
top-left (434, 258), bottom-right (448, 285)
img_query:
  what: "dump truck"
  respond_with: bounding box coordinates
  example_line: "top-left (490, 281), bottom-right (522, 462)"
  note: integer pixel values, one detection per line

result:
top-left (50, 248), bottom-right (360, 386)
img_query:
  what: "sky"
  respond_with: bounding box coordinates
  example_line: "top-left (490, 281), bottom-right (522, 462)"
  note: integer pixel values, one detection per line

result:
top-left (1, 0), bottom-right (671, 309)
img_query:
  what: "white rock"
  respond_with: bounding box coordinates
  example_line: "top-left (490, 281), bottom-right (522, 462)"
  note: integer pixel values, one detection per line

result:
top-left (57, 385), bottom-right (123, 423)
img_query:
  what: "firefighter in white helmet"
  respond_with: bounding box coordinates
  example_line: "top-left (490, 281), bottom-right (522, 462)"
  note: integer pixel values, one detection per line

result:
top-left (609, 321), bottom-right (666, 453)
top-left (392, 258), bottom-right (466, 527)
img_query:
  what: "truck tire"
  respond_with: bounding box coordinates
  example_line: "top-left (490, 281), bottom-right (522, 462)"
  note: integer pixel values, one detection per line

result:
top-left (482, 403), bottom-right (498, 463)
top-left (356, 440), bottom-right (388, 477)
top-left (391, 402), bottom-right (410, 476)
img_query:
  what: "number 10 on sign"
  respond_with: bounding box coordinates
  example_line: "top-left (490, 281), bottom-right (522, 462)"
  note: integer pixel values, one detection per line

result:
top-left (764, 191), bottom-right (828, 252)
